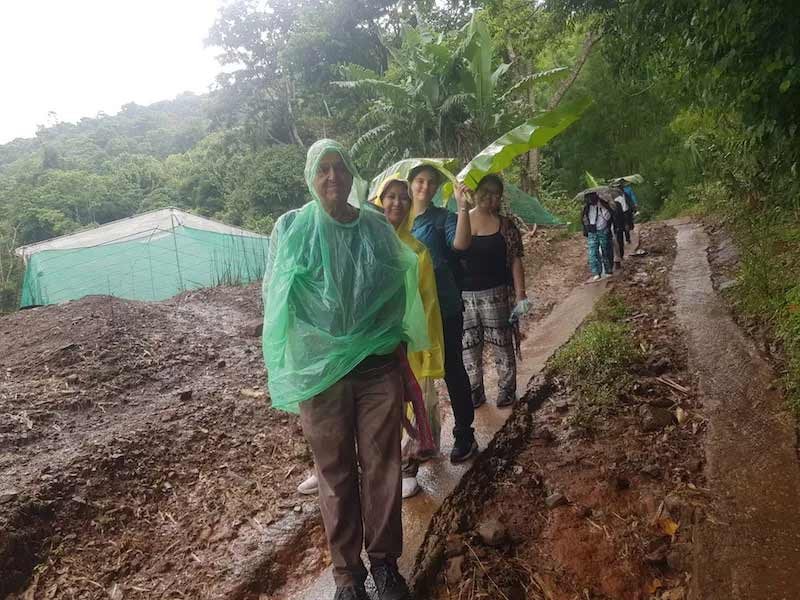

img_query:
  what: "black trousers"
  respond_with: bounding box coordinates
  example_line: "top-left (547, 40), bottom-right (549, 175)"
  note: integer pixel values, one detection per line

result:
top-left (442, 313), bottom-right (475, 444)
top-left (615, 227), bottom-right (626, 260)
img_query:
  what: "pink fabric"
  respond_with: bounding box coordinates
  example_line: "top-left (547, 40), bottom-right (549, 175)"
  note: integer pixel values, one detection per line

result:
top-left (396, 348), bottom-right (435, 454)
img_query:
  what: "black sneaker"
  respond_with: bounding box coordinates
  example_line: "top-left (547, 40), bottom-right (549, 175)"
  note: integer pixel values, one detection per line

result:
top-left (371, 562), bottom-right (411, 600)
top-left (496, 394), bottom-right (516, 408)
top-left (334, 584), bottom-right (370, 600)
top-left (450, 438), bottom-right (478, 464)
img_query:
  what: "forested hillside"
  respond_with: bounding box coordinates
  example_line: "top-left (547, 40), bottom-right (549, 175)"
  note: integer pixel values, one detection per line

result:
top-left (2, 0), bottom-right (798, 408)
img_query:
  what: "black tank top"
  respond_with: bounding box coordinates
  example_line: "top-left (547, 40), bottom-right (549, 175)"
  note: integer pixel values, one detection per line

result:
top-left (460, 231), bottom-right (507, 291)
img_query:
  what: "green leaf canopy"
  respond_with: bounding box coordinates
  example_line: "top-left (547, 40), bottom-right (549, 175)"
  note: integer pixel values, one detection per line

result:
top-left (457, 98), bottom-right (593, 189)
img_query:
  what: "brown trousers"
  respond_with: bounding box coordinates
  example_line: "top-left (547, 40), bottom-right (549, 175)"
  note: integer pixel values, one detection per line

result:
top-left (299, 364), bottom-right (404, 587)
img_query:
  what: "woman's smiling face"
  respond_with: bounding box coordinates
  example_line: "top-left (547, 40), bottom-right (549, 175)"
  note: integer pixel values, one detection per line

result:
top-left (381, 180), bottom-right (411, 228)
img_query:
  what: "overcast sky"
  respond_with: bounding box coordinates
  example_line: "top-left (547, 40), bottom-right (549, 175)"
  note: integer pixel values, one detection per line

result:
top-left (0, 0), bottom-right (224, 144)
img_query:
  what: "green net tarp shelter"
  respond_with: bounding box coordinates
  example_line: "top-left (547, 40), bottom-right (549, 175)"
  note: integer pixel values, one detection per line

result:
top-left (16, 208), bottom-right (270, 307)
top-left (445, 181), bottom-right (563, 225)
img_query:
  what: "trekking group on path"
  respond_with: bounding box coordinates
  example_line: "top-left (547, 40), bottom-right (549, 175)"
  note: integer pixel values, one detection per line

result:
top-left (260, 140), bottom-right (530, 600)
top-left (581, 182), bottom-right (639, 282)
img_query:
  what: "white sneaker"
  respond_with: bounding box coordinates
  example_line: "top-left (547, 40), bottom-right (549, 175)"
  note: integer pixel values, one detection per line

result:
top-left (297, 474), bottom-right (318, 495)
top-left (602, 272), bottom-right (614, 279)
top-left (585, 275), bottom-right (602, 284)
top-left (402, 476), bottom-right (421, 499)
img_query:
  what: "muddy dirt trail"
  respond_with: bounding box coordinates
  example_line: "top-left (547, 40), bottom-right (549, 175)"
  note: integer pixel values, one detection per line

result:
top-left (670, 220), bottom-right (800, 600)
top-left (409, 220), bottom-right (800, 600)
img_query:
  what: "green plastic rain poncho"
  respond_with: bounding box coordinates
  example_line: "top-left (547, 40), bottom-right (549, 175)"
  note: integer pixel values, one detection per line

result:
top-left (262, 140), bottom-right (429, 413)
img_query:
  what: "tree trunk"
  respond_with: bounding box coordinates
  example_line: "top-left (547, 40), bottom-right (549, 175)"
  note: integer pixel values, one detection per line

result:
top-left (525, 28), bottom-right (601, 196)
top-left (285, 78), bottom-right (304, 147)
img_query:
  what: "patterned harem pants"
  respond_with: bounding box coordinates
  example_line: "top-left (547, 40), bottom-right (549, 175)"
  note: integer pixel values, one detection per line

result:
top-left (461, 285), bottom-right (517, 405)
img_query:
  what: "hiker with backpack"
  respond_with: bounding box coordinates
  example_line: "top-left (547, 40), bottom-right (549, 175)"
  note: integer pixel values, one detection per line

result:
top-left (582, 191), bottom-right (615, 282)
top-left (408, 165), bottom-right (479, 464)
top-left (457, 174), bottom-right (528, 408)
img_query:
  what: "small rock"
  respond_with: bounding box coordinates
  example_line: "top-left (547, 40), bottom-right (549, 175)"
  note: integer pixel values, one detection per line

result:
top-left (537, 427), bottom-right (556, 443)
top-left (613, 475), bottom-right (631, 491)
top-left (0, 489), bottom-right (18, 504)
top-left (477, 518), bottom-right (508, 547)
top-left (687, 458), bottom-right (703, 473)
top-left (648, 397), bottom-right (674, 409)
top-left (575, 505), bottom-right (591, 519)
top-left (512, 465), bottom-right (524, 476)
top-left (293, 505), bottom-right (303, 513)
top-left (648, 356), bottom-right (672, 375)
top-left (644, 543), bottom-right (669, 565)
top-left (718, 278), bottom-right (737, 291)
top-left (217, 360), bottom-right (227, 369)
top-left (243, 320), bottom-right (263, 337)
top-left (554, 402), bottom-right (569, 414)
top-left (446, 555), bottom-right (465, 582)
top-left (675, 407), bottom-right (689, 425)
top-left (444, 534), bottom-right (464, 558)
top-left (177, 389), bottom-right (193, 401)
top-left (641, 464), bottom-right (662, 478)
top-left (545, 492), bottom-right (568, 509)
top-left (66, 374), bottom-right (79, 384)
top-left (667, 543), bottom-right (691, 572)
top-left (639, 405), bottom-right (674, 432)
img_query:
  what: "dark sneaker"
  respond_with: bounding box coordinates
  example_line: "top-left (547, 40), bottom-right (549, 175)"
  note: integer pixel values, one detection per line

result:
top-left (472, 393), bottom-right (487, 408)
top-left (371, 562), bottom-right (411, 600)
top-left (334, 584), bottom-right (370, 600)
top-left (496, 394), bottom-right (516, 408)
top-left (450, 438), bottom-right (478, 464)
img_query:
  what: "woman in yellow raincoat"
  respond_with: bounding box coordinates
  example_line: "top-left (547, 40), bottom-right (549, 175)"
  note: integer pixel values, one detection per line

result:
top-left (374, 175), bottom-right (445, 499)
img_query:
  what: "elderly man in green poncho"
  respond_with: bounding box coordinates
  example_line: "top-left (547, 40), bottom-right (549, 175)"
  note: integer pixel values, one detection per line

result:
top-left (261, 140), bottom-right (429, 600)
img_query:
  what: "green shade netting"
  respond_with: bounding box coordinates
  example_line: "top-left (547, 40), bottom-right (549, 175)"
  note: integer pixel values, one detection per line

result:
top-left (261, 139), bottom-right (429, 413)
top-left (445, 181), bottom-right (562, 225)
top-left (20, 225), bottom-right (270, 307)
top-left (506, 183), bottom-right (563, 225)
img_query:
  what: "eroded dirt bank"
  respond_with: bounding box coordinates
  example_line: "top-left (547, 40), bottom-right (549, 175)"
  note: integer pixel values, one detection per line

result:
top-left (0, 287), bottom-right (323, 599)
top-left (412, 223), bottom-right (709, 600)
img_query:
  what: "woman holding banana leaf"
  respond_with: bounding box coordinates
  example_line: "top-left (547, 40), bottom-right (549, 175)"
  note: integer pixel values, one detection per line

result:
top-left (458, 174), bottom-right (528, 408)
top-left (407, 164), bottom-right (479, 464)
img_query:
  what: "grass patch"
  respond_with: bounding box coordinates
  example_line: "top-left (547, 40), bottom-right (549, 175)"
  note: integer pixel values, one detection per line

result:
top-left (726, 212), bottom-right (800, 413)
top-left (551, 293), bottom-right (641, 428)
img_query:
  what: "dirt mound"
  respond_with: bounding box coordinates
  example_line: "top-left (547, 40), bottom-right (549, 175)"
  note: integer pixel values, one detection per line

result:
top-left (412, 223), bottom-right (707, 600)
top-left (0, 286), bottom-right (318, 599)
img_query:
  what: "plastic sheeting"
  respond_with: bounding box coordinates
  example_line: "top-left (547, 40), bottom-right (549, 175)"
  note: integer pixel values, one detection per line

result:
top-left (261, 140), bottom-right (429, 413)
top-left (373, 175), bottom-right (445, 380)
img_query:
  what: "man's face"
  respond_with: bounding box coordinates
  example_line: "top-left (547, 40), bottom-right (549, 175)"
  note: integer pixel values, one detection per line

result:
top-left (410, 168), bottom-right (439, 205)
top-left (313, 152), bottom-right (353, 207)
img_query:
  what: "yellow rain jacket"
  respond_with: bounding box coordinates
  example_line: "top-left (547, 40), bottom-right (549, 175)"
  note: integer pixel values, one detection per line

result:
top-left (374, 176), bottom-right (445, 380)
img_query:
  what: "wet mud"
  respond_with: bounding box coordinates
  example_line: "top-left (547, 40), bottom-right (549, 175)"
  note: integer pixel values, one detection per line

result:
top-left (411, 223), bottom-right (708, 600)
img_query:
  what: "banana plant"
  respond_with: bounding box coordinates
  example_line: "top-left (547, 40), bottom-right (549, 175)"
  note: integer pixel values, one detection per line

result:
top-left (333, 12), bottom-right (569, 171)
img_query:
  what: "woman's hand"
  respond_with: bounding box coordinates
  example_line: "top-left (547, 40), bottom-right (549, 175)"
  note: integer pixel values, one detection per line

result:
top-left (454, 183), bottom-right (472, 211)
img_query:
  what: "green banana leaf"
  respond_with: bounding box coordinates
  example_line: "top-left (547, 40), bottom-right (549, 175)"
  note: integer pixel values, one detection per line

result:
top-left (368, 158), bottom-right (459, 203)
top-left (585, 171), bottom-right (601, 187)
top-left (457, 97), bottom-right (593, 189)
top-left (609, 174), bottom-right (645, 186)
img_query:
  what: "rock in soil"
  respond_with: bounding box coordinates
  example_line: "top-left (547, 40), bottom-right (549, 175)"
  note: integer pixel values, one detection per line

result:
top-left (477, 518), bottom-right (508, 547)
top-left (446, 555), bottom-right (465, 582)
top-left (639, 404), bottom-right (674, 431)
top-left (545, 492), bottom-right (568, 509)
